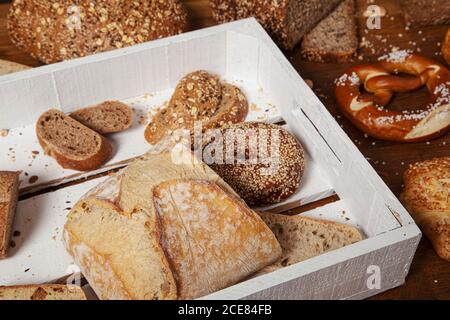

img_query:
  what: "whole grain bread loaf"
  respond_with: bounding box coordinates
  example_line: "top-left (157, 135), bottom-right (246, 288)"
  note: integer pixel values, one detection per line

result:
top-left (70, 101), bottom-right (133, 134)
top-left (0, 171), bottom-right (19, 259)
top-left (0, 284), bottom-right (86, 300)
top-left (400, 0), bottom-right (450, 26)
top-left (36, 109), bottom-right (112, 171)
top-left (301, 0), bottom-right (357, 63)
top-left (7, 0), bottom-right (188, 64)
top-left (209, 0), bottom-right (342, 50)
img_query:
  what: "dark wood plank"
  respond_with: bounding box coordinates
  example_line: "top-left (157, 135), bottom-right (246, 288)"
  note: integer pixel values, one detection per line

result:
top-left (0, 0), bottom-right (449, 299)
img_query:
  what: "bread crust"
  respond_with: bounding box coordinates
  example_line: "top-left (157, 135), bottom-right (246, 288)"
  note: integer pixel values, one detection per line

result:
top-left (443, 28), bottom-right (450, 67)
top-left (0, 171), bottom-right (19, 259)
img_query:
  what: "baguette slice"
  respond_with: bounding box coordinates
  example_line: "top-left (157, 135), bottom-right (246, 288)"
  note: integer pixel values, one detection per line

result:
top-left (36, 109), bottom-right (112, 171)
top-left (301, 0), bottom-right (357, 63)
top-left (153, 179), bottom-right (282, 299)
top-left (257, 212), bottom-right (363, 273)
top-left (70, 101), bottom-right (133, 134)
top-left (0, 284), bottom-right (86, 300)
top-left (0, 171), bottom-right (19, 259)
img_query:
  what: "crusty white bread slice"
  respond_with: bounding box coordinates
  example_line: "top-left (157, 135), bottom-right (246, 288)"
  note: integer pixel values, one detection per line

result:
top-left (64, 197), bottom-right (177, 300)
top-left (70, 101), bottom-right (133, 134)
top-left (0, 284), bottom-right (86, 300)
top-left (36, 109), bottom-right (112, 171)
top-left (0, 171), bottom-right (19, 259)
top-left (153, 179), bottom-right (282, 299)
top-left (257, 212), bottom-right (363, 273)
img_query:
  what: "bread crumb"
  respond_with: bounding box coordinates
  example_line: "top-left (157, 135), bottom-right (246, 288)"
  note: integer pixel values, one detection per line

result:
top-left (0, 129), bottom-right (9, 137)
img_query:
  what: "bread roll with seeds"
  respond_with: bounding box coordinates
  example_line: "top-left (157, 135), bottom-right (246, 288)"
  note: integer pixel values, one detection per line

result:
top-left (7, 0), bottom-right (188, 64)
top-left (144, 70), bottom-right (248, 145)
top-left (204, 122), bottom-right (305, 207)
top-left (36, 109), bottom-right (112, 171)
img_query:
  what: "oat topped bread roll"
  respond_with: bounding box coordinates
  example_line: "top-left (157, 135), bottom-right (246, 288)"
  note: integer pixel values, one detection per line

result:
top-left (7, 0), bottom-right (188, 64)
top-left (400, 157), bottom-right (450, 261)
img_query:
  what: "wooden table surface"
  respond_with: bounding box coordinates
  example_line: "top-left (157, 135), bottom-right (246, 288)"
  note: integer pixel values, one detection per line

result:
top-left (0, 0), bottom-right (449, 299)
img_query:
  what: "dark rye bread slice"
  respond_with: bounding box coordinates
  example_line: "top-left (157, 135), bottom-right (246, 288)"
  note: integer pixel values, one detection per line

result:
top-left (256, 212), bottom-right (363, 274)
top-left (301, 0), bottom-right (357, 63)
top-left (70, 101), bottom-right (133, 134)
top-left (36, 109), bottom-right (112, 171)
top-left (209, 0), bottom-right (342, 50)
top-left (400, 0), bottom-right (450, 26)
top-left (0, 171), bottom-right (19, 259)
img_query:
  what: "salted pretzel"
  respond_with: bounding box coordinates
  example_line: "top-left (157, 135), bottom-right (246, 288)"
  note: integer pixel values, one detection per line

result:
top-left (335, 51), bottom-right (450, 142)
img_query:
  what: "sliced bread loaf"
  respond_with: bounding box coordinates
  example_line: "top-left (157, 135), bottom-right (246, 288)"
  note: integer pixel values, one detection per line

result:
top-left (70, 101), bottom-right (133, 134)
top-left (0, 171), bottom-right (19, 259)
top-left (301, 0), bottom-right (357, 63)
top-left (257, 212), bottom-right (363, 273)
top-left (400, 0), bottom-right (450, 26)
top-left (0, 284), bottom-right (86, 300)
top-left (36, 109), bottom-right (112, 171)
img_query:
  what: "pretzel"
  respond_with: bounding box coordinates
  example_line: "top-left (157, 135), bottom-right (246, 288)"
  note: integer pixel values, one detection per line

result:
top-left (335, 51), bottom-right (450, 142)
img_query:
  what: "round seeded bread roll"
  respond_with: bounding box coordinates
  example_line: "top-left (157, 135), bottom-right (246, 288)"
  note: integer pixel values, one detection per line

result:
top-left (7, 0), bottom-right (188, 64)
top-left (203, 122), bottom-right (306, 207)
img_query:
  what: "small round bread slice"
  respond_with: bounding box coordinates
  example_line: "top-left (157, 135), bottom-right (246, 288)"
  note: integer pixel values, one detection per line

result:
top-left (36, 109), bottom-right (112, 171)
top-left (70, 101), bottom-right (133, 134)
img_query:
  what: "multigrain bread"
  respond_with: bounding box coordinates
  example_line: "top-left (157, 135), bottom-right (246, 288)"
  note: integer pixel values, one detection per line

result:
top-left (36, 109), bottom-right (112, 171)
top-left (70, 101), bottom-right (133, 134)
top-left (209, 0), bottom-right (342, 50)
top-left (144, 70), bottom-right (248, 145)
top-left (443, 28), bottom-right (450, 66)
top-left (153, 179), bottom-right (281, 299)
top-left (204, 122), bottom-right (305, 207)
top-left (0, 59), bottom-right (30, 76)
top-left (7, 0), bottom-right (188, 64)
top-left (64, 148), bottom-right (281, 300)
top-left (400, 0), bottom-right (450, 26)
top-left (0, 171), bottom-right (19, 259)
top-left (256, 212), bottom-right (363, 273)
top-left (301, 0), bottom-right (357, 63)
top-left (400, 157), bottom-right (450, 261)
top-left (0, 284), bottom-right (86, 300)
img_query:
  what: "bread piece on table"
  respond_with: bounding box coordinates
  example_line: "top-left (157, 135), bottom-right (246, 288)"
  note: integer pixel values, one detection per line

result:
top-left (144, 70), bottom-right (248, 145)
top-left (209, 0), bottom-right (342, 50)
top-left (400, 157), bottom-right (450, 261)
top-left (0, 284), bottom-right (86, 300)
top-left (0, 59), bottom-right (30, 76)
top-left (443, 28), bottom-right (450, 67)
top-left (256, 212), bottom-right (363, 274)
top-left (7, 0), bottom-right (188, 64)
top-left (36, 109), bottom-right (112, 171)
top-left (0, 171), bottom-right (19, 259)
top-left (64, 197), bottom-right (177, 300)
top-left (153, 179), bottom-right (282, 299)
top-left (301, 0), bottom-right (357, 63)
top-left (70, 101), bottom-right (133, 134)
top-left (400, 0), bottom-right (450, 26)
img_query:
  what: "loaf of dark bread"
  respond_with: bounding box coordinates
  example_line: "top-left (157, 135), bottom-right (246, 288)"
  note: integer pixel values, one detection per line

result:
top-left (400, 0), bottom-right (450, 26)
top-left (209, 0), bottom-right (343, 50)
top-left (7, 0), bottom-right (188, 64)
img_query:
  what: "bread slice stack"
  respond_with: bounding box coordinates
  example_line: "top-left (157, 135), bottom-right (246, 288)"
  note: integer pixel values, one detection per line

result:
top-left (0, 171), bottom-right (19, 259)
top-left (0, 285), bottom-right (86, 300)
top-left (64, 147), bottom-right (281, 300)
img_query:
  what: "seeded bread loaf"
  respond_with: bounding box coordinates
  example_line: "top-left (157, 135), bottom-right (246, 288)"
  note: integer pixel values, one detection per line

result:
top-left (209, 0), bottom-right (342, 50)
top-left (256, 212), bottom-right (363, 273)
top-left (7, 0), bottom-right (188, 64)
top-left (70, 101), bottom-right (133, 134)
top-left (0, 284), bottom-right (86, 300)
top-left (0, 171), bottom-right (19, 259)
top-left (301, 0), bottom-right (357, 63)
top-left (400, 0), bottom-right (450, 26)
top-left (144, 70), bottom-right (248, 145)
top-left (36, 109), bottom-right (112, 171)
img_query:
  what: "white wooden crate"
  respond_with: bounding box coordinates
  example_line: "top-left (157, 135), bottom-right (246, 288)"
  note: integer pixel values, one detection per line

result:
top-left (0, 19), bottom-right (421, 300)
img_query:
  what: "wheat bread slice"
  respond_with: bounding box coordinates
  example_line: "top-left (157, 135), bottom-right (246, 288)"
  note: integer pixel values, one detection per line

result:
top-left (153, 179), bottom-right (281, 299)
top-left (257, 212), bottom-right (363, 274)
top-left (70, 101), bottom-right (133, 134)
top-left (0, 284), bottom-right (86, 300)
top-left (301, 0), bottom-right (357, 63)
top-left (36, 109), bottom-right (112, 171)
top-left (0, 171), bottom-right (19, 259)
top-left (64, 197), bottom-right (177, 300)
